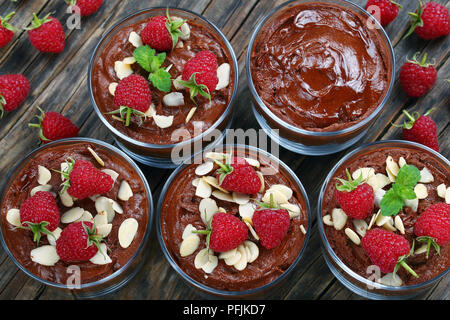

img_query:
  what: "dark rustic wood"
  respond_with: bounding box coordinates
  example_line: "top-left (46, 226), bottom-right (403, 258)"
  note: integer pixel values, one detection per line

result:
top-left (0, 0), bottom-right (448, 300)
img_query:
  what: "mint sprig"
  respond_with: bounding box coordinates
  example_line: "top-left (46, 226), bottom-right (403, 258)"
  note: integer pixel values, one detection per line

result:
top-left (380, 164), bottom-right (421, 217)
top-left (133, 45), bottom-right (172, 92)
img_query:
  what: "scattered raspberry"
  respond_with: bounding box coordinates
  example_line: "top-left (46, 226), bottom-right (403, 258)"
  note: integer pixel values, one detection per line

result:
top-left (141, 9), bottom-right (184, 51)
top-left (334, 169), bottom-right (374, 219)
top-left (252, 206), bottom-right (290, 250)
top-left (64, 159), bottom-right (113, 199)
top-left (66, 0), bottom-right (103, 16)
top-left (56, 221), bottom-right (103, 262)
top-left (208, 212), bottom-right (248, 252)
top-left (400, 53), bottom-right (437, 98)
top-left (216, 157), bottom-right (262, 195)
top-left (20, 191), bottom-right (60, 245)
top-left (399, 109), bottom-right (439, 152)
top-left (362, 228), bottom-right (417, 277)
top-left (0, 74), bottom-right (30, 118)
top-left (406, 1), bottom-right (450, 40)
top-left (26, 13), bottom-right (65, 53)
top-left (0, 12), bottom-right (16, 48)
top-left (365, 0), bottom-right (402, 27)
top-left (29, 107), bottom-right (79, 144)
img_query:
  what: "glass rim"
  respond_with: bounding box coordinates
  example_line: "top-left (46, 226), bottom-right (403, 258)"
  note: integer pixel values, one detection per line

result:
top-left (156, 143), bottom-right (312, 296)
top-left (88, 6), bottom-right (239, 150)
top-left (245, 0), bottom-right (396, 137)
top-left (317, 139), bottom-right (450, 292)
top-left (0, 137), bottom-right (154, 291)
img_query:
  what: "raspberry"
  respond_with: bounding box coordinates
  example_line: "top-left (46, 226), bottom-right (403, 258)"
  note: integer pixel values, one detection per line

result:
top-left (365, 0), bottom-right (402, 27)
top-left (415, 203), bottom-right (450, 258)
top-left (0, 74), bottom-right (30, 118)
top-left (20, 191), bottom-right (60, 245)
top-left (29, 107), bottom-right (79, 144)
top-left (26, 14), bottom-right (65, 53)
top-left (400, 53), bottom-right (437, 98)
top-left (56, 221), bottom-right (103, 262)
top-left (362, 228), bottom-right (417, 277)
top-left (207, 212), bottom-right (248, 252)
top-left (406, 1), bottom-right (450, 40)
top-left (0, 12), bottom-right (16, 48)
top-left (334, 169), bottom-right (374, 219)
top-left (216, 157), bottom-right (262, 195)
top-left (400, 109), bottom-right (439, 152)
top-left (141, 16), bottom-right (173, 52)
top-left (67, 0), bottom-right (103, 16)
top-left (252, 207), bottom-right (290, 250)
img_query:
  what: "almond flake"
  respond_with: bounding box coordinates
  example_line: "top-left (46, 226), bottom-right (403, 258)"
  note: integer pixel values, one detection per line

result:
top-left (374, 189), bottom-right (386, 207)
top-left (6, 209), bottom-right (21, 227)
top-left (446, 187), bottom-right (450, 204)
top-left (97, 223), bottom-right (113, 237)
top-left (404, 198), bottom-right (418, 212)
top-left (419, 167), bottom-right (434, 183)
top-left (239, 202), bottom-right (256, 220)
top-left (345, 228), bottom-right (361, 245)
top-left (195, 178), bottom-right (212, 199)
top-left (244, 240), bottom-right (259, 263)
top-left (378, 273), bottom-right (402, 287)
top-left (212, 190), bottom-right (234, 202)
top-left (108, 82), bottom-right (118, 96)
top-left (173, 75), bottom-right (184, 91)
top-left (383, 217), bottom-right (397, 232)
top-left (182, 224), bottom-right (197, 240)
top-left (233, 245), bottom-right (248, 271)
top-left (256, 172), bottom-right (265, 193)
top-left (47, 227), bottom-right (62, 246)
top-left (144, 103), bottom-right (156, 117)
top-left (224, 251), bottom-right (241, 266)
top-left (153, 115), bottom-right (174, 129)
top-left (352, 219), bottom-right (368, 237)
top-left (398, 157), bottom-right (407, 168)
top-left (94, 211), bottom-right (108, 227)
top-left (180, 235), bottom-right (200, 257)
top-left (30, 245), bottom-right (60, 266)
top-left (232, 192), bottom-right (250, 205)
top-left (262, 189), bottom-right (288, 205)
top-left (244, 220), bottom-right (260, 240)
top-left (415, 244), bottom-right (428, 255)
top-left (61, 207), bottom-right (84, 224)
top-left (30, 184), bottom-right (52, 197)
top-left (269, 185), bottom-right (293, 201)
top-left (280, 203), bottom-right (301, 219)
top-left (205, 152), bottom-right (227, 161)
top-left (192, 178), bottom-right (200, 187)
top-left (163, 92), bottom-right (184, 107)
top-left (37, 165), bottom-right (51, 185)
top-left (368, 210), bottom-right (381, 230)
top-left (118, 218), bottom-right (138, 249)
top-left (437, 184), bottom-right (446, 198)
top-left (219, 248), bottom-right (237, 260)
top-left (300, 225), bottom-right (307, 235)
top-left (199, 198), bottom-right (218, 225)
top-left (195, 161), bottom-right (214, 176)
top-left (90, 243), bottom-right (112, 265)
top-left (114, 61), bottom-right (133, 80)
top-left (122, 56), bottom-right (136, 65)
top-left (202, 254), bottom-right (218, 273)
top-left (367, 174), bottom-right (391, 192)
top-left (331, 208), bottom-right (347, 230)
top-left (244, 157), bottom-right (260, 168)
top-left (216, 63), bottom-right (231, 90)
top-left (118, 180), bottom-right (133, 201)
top-left (414, 184), bottom-right (428, 199)
top-left (394, 216), bottom-right (405, 234)
top-left (194, 248), bottom-right (210, 269)
top-left (88, 147), bottom-right (104, 166)
top-left (95, 196), bottom-right (115, 222)
top-left (202, 176), bottom-right (229, 193)
top-left (60, 190), bottom-right (74, 207)
top-left (386, 156), bottom-right (400, 181)
top-left (352, 167), bottom-right (375, 181)
top-left (185, 107), bottom-right (197, 123)
top-left (322, 214), bottom-right (334, 227)
top-left (128, 31), bottom-right (143, 47)
top-left (101, 169), bottom-right (119, 183)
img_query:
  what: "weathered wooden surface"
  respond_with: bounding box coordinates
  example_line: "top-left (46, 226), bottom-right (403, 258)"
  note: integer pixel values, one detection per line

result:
top-left (0, 0), bottom-right (448, 300)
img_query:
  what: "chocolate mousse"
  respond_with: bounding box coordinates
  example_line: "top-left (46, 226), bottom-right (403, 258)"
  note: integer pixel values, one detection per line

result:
top-left (160, 149), bottom-right (309, 292)
top-left (322, 147), bottom-right (449, 286)
top-left (250, 2), bottom-right (392, 132)
top-left (1, 142), bottom-right (149, 285)
top-left (91, 11), bottom-right (235, 145)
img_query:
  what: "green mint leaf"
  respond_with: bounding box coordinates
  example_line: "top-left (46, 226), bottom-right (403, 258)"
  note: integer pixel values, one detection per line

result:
top-left (380, 188), bottom-right (405, 216)
top-left (393, 184), bottom-right (417, 200)
top-left (149, 69), bottom-right (172, 92)
top-left (133, 45), bottom-right (165, 73)
top-left (396, 164), bottom-right (421, 188)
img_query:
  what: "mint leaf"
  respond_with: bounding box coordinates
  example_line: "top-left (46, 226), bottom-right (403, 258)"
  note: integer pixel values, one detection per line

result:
top-left (149, 69), bottom-right (172, 92)
top-left (380, 188), bottom-right (404, 216)
top-left (133, 45), bottom-right (155, 72)
top-left (396, 164), bottom-right (421, 188)
top-left (393, 184), bottom-right (417, 200)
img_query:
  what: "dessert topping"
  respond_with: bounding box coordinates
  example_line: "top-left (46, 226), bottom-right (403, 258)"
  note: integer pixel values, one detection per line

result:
top-left (202, 176), bottom-right (229, 193)
top-left (90, 243), bottom-right (112, 265)
top-left (60, 190), bottom-right (74, 207)
top-left (215, 157), bottom-right (262, 195)
top-left (352, 219), bottom-right (368, 238)
top-left (386, 156), bottom-right (401, 182)
top-left (195, 161), bottom-right (214, 177)
top-left (352, 167), bottom-right (375, 181)
top-left (128, 31), bottom-right (143, 48)
top-left (114, 60), bottom-right (134, 80)
top-left (180, 233), bottom-right (200, 257)
top-left (87, 147), bottom-right (105, 167)
top-left (141, 9), bottom-right (185, 51)
top-left (322, 214), bottom-right (334, 227)
top-left (163, 92), bottom-right (184, 106)
top-left (118, 218), bottom-right (139, 249)
top-left (153, 114), bottom-right (174, 129)
top-left (37, 165), bottom-right (52, 185)
top-left (172, 16), bottom-right (190, 40)
top-left (331, 208), bottom-right (347, 231)
top-left (232, 192), bottom-right (250, 205)
top-left (211, 190), bottom-right (234, 202)
top-left (185, 107), bottom-right (197, 123)
top-left (133, 45), bottom-right (172, 92)
top-left (244, 157), bottom-right (260, 168)
top-left (419, 167), bottom-right (434, 183)
top-left (108, 82), bottom-right (118, 96)
top-left (61, 207), bottom-right (84, 224)
top-left (47, 227), bottom-right (62, 246)
top-left (199, 198), bottom-right (218, 225)
top-left (101, 169), bottom-right (119, 184)
top-left (6, 208), bottom-right (21, 227)
top-left (30, 185), bottom-right (53, 197)
top-left (118, 180), bottom-right (133, 201)
top-left (367, 173), bottom-right (391, 192)
top-left (345, 228), bottom-right (361, 245)
top-left (414, 183), bottom-right (428, 199)
top-left (216, 63), bottom-right (231, 90)
top-left (437, 184), bottom-right (446, 198)
top-left (195, 177), bottom-right (212, 198)
top-left (95, 196), bottom-right (115, 222)
top-left (30, 245), bottom-right (60, 266)
top-left (394, 216), bottom-right (405, 235)
top-left (378, 272), bottom-right (402, 287)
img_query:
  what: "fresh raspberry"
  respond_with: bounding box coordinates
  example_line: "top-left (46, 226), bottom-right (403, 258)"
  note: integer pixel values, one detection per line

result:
top-left (207, 212), bottom-right (248, 252)
top-left (400, 53), bottom-right (437, 98)
top-left (0, 74), bottom-right (30, 118)
top-left (63, 159), bottom-right (113, 199)
top-left (252, 206), bottom-right (290, 250)
top-left (29, 107), bottom-right (79, 144)
top-left (365, 0), bottom-right (402, 27)
top-left (334, 169), bottom-right (374, 219)
top-left (0, 12), bottom-right (16, 48)
top-left (215, 157), bottom-right (262, 195)
top-left (56, 221), bottom-right (103, 262)
top-left (66, 0), bottom-right (103, 16)
top-left (362, 228), bottom-right (417, 277)
top-left (20, 191), bottom-right (60, 245)
top-left (26, 14), bottom-right (65, 53)
top-left (415, 203), bottom-right (450, 257)
top-left (406, 1), bottom-right (450, 40)
top-left (141, 10), bottom-right (184, 52)
top-left (181, 50), bottom-right (218, 99)
top-left (400, 109), bottom-right (439, 152)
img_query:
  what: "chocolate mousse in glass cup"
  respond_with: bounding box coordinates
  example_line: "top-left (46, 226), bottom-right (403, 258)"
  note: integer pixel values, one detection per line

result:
top-left (247, 0), bottom-right (395, 156)
top-left (318, 140), bottom-right (449, 299)
top-left (89, 7), bottom-right (238, 168)
top-left (0, 138), bottom-right (153, 298)
top-left (157, 144), bottom-right (311, 297)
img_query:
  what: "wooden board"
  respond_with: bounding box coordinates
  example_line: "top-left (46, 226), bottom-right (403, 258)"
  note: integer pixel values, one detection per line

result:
top-left (0, 0), bottom-right (448, 300)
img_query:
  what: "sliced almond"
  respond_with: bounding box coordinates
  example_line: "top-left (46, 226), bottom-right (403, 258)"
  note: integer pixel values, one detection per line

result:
top-left (87, 147), bottom-right (104, 166)
top-left (185, 107), bottom-right (197, 123)
top-left (97, 223), bottom-right (113, 237)
top-left (437, 184), bottom-right (447, 198)
top-left (202, 176), bottom-right (229, 193)
top-left (37, 165), bottom-right (51, 185)
top-left (218, 207), bottom-right (226, 213)
top-left (202, 254), bottom-right (218, 273)
top-left (352, 219), bottom-right (368, 237)
top-left (194, 248), bottom-right (210, 269)
top-left (239, 202), bottom-right (256, 220)
top-left (90, 243), bottom-right (112, 265)
top-left (374, 189), bottom-right (386, 207)
top-left (419, 167), bottom-right (434, 183)
top-left (244, 240), bottom-right (259, 263)
top-left (345, 228), bottom-right (361, 245)
top-left (378, 273), bottom-right (402, 287)
top-left (404, 198), bottom-right (418, 212)
top-left (94, 211), bottom-right (108, 227)
top-left (212, 190), bottom-right (234, 202)
top-left (199, 198), bottom-right (218, 225)
top-left (128, 31), bottom-right (143, 47)
top-left (368, 210), bottom-right (381, 230)
top-left (224, 251), bottom-right (241, 266)
top-left (300, 225), bottom-right (307, 235)
top-left (47, 227), bottom-right (62, 246)
top-left (233, 244), bottom-right (248, 271)
top-left (195, 161), bottom-right (214, 176)
top-left (192, 178), bottom-right (200, 187)
top-left (122, 56), bottom-right (136, 65)
top-left (398, 157), bottom-right (407, 168)
top-left (118, 180), bottom-right (133, 201)
top-left (331, 208), bottom-right (347, 231)
top-left (244, 220), bottom-right (260, 240)
top-left (144, 103), bottom-right (156, 117)
top-left (6, 209), bottom-right (21, 227)
top-left (383, 217), bottom-right (397, 232)
top-left (110, 199), bottom-right (123, 214)
top-left (367, 174), bottom-right (391, 192)
top-left (95, 196), bottom-right (115, 223)
top-left (163, 92), bottom-right (184, 107)
top-left (108, 82), bottom-right (118, 96)
top-left (60, 190), bottom-right (74, 207)
top-left (173, 75), bottom-right (185, 91)
top-left (76, 210), bottom-right (94, 223)
top-left (179, 21), bottom-right (190, 40)
top-left (232, 192), bottom-right (250, 205)
top-left (195, 178), bottom-right (212, 199)
top-left (30, 185), bottom-right (52, 196)
top-left (118, 218), bottom-right (138, 249)
top-left (262, 189), bottom-right (288, 205)
top-left (256, 172), bottom-right (265, 193)
top-left (414, 184), bottom-right (428, 199)
top-left (153, 115), bottom-right (174, 129)
top-left (394, 216), bottom-right (405, 234)
top-left (376, 213), bottom-right (391, 227)
top-left (205, 152), bottom-right (226, 161)
top-left (219, 248), bottom-right (237, 260)
top-left (216, 63), bottom-right (231, 90)
top-left (322, 214), bottom-right (334, 227)
top-left (446, 187), bottom-right (450, 204)
top-left (60, 162), bottom-right (69, 181)
top-left (386, 156), bottom-right (400, 182)
top-left (280, 203), bottom-right (301, 219)
top-left (182, 224), bottom-right (197, 240)
top-left (114, 61), bottom-right (133, 80)
top-left (269, 185), bottom-right (293, 201)
top-left (414, 244), bottom-right (428, 255)
top-left (244, 157), bottom-right (260, 168)
top-left (180, 235), bottom-right (200, 257)
top-left (30, 245), bottom-right (60, 266)
top-left (61, 207), bottom-right (84, 224)
top-left (352, 167), bottom-right (375, 181)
